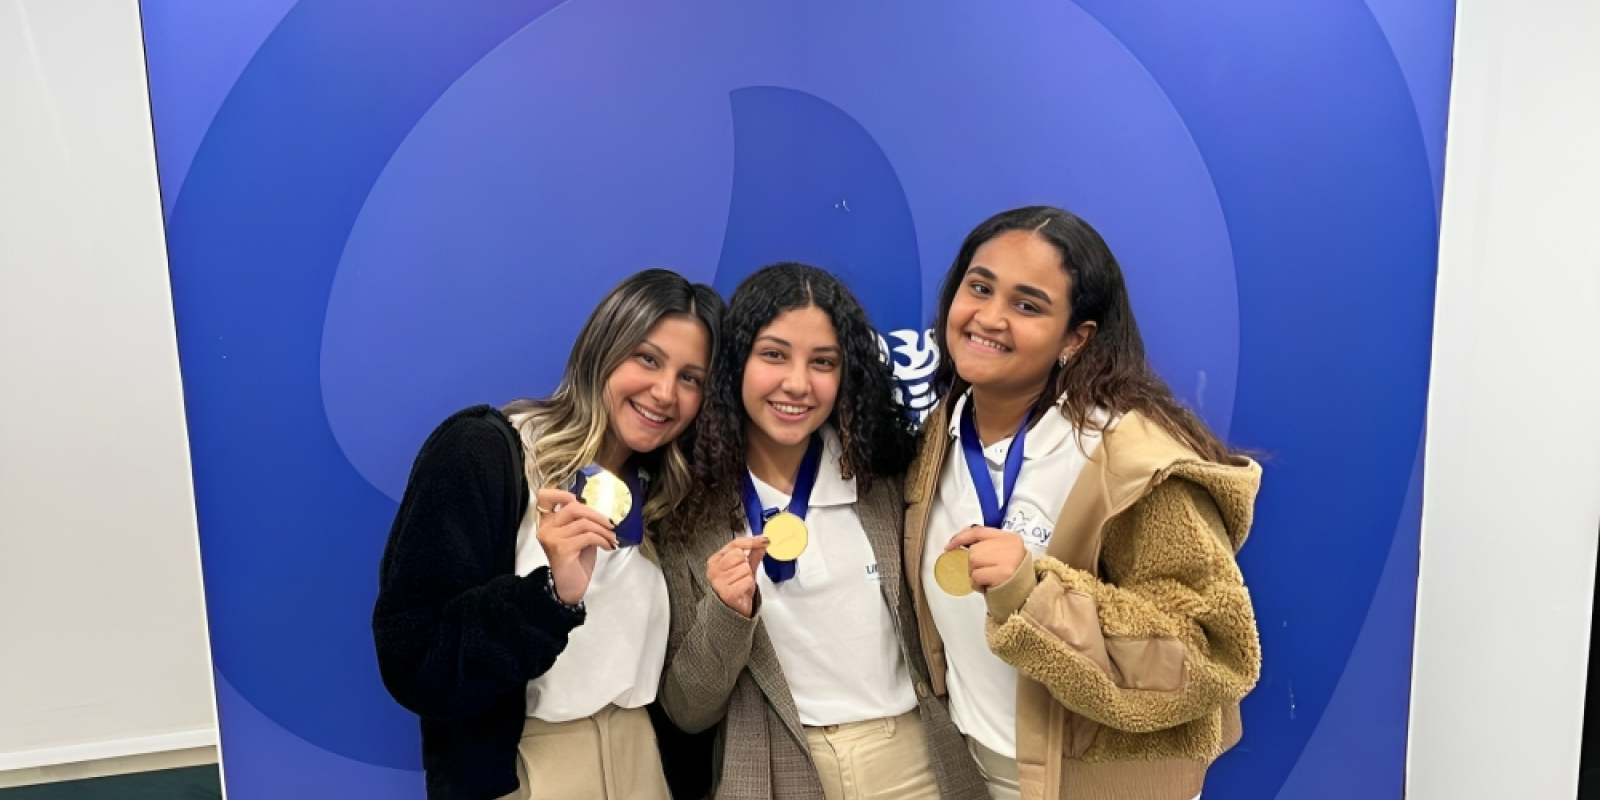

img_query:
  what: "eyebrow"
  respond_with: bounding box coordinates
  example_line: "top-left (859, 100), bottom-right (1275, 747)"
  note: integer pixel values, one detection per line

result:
top-left (755, 334), bottom-right (840, 354)
top-left (966, 265), bottom-right (1054, 305)
top-left (642, 339), bottom-right (709, 373)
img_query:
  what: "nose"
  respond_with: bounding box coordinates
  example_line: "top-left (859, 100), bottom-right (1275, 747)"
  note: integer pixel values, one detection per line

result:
top-left (973, 296), bottom-right (1004, 330)
top-left (649, 371), bottom-right (676, 405)
top-left (779, 360), bottom-right (809, 397)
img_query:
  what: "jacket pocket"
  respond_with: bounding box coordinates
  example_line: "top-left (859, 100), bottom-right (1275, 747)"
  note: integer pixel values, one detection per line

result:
top-left (1065, 710), bottom-right (1101, 759)
top-left (1022, 575), bottom-right (1120, 682)
top-left (1104, 636), bottom-right (1186, 693)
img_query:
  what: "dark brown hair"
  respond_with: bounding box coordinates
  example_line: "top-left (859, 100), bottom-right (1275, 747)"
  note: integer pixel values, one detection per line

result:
top-left (675, 263), bottom-right (916, 537)
top-left (932, 206), bottom-right (1240, 465)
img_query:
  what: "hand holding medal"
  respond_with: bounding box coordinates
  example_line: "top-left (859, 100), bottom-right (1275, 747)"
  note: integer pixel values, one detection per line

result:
top-left (740, 435), bottom-right (823, 582)
top-left (534, 486), bottom-right (618, 606)
top-left (535, 463), bottom-right (646, 605)
top-left (706, 537), bottom-right (769, 618)
top-left (934, 400), bottom-right (1033, 596)
top-left (941, 526), bottom-right (1029, 594)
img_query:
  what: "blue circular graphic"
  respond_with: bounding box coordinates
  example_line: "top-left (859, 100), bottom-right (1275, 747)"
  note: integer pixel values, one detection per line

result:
top-left (159, 0), bottom-right (1441, 796)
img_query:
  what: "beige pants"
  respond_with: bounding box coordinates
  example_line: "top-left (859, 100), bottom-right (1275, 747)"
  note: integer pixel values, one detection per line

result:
top-left (804, 709), bottom-right (940, 800)
top-left (966, 736), bottom-right (1022, 800)
top-left (495, 705), bottom-right (671, 800)
top-left (965, 736), bottom-right (1202, 800)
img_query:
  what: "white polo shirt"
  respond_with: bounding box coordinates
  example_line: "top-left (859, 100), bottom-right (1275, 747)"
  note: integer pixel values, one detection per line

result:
top-left (513, 490), bottom-right (670, 723)
top-left (921, 391), bottom-right (1105, 759)
top-left (747, 426), bottom-right (919, 727)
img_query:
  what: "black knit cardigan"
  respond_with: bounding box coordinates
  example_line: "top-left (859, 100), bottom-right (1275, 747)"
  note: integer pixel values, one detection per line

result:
top-left (373, 405), bottom-right (585, 799)
top-left (372, 405), bottom-right (713, 800)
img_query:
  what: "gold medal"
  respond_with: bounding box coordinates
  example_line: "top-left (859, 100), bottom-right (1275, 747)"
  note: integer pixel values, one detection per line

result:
top-left (933, 549), bottom-right (974, 596)
top-left (762, 511), bottom-right (809, 561)
top-left (579, 468), bottom-right (632, 527)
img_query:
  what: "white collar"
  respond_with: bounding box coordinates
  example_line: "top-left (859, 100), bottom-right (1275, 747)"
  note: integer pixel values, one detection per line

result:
top-left (749, 424), bottom-right (857, 507)
top-left (947, 389), bottom-right (1086, 460)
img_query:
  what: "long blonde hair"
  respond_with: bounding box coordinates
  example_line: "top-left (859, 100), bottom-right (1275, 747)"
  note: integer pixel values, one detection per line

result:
top-left (503, 269), bottom-right (721, 525)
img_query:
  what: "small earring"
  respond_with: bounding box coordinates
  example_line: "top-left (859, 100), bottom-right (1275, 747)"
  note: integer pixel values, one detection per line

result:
top-left (1058, 353), bottom-right (1070, 367)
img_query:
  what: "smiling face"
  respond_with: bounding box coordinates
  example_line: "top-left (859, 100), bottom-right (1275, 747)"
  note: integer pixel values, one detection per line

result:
top-left (944, 229), bottom-right (1079, 399)
top-left (740, 305), bottom-right (841, 455)
top-left (601, 314), bottom-right (710, 462)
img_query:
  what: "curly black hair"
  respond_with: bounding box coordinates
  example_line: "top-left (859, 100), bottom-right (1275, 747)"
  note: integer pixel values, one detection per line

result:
top-left (672, 263), bottom-right (917, 538)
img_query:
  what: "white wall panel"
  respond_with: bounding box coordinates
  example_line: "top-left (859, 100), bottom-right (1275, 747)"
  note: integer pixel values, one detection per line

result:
top-left (0, 0), bottom-right (217, 767)
top-left (1409, 0), bottom-right (1600, 797)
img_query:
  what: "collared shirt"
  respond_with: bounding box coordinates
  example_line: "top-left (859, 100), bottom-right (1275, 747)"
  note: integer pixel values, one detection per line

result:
top-left (748, 426), bottom-right (918, 727)
top-left (922, 391), bottom-right (1107, 758)
top-left (514, 484), bottom-right (670, 723)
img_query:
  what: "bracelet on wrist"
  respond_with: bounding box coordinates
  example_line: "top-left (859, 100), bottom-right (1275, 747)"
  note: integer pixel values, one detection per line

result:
top-left (544, 574), bottom-right (584, 614)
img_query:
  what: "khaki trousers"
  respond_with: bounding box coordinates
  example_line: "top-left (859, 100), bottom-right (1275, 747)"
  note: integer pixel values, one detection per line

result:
top-left (965, 735), bottom-right (1202, 800)
top-left (966, 736), bottom-right (1022, 800)
top-left (495, 705), bottom-right (671, 800)
top-left (804, 710), bottom-right (940, 800)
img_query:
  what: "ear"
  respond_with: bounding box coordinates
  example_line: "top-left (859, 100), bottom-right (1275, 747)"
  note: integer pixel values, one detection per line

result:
top-left (1059, 321), bottom-right (1098, 362)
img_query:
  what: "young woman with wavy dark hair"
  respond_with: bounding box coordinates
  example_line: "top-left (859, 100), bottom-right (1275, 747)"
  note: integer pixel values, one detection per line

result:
top-left (373, 269), bottom-right (720, 800)
top-left (905, 207), bottom-right (1263, 800)
top-left (658, 263), bottom-right (986, 800)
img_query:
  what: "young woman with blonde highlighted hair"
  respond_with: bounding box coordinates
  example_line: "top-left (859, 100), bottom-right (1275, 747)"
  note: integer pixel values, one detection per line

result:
top-left (374, 269), bottom-right (720, 800)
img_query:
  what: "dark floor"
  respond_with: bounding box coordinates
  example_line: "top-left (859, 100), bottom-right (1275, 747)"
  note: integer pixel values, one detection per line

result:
top-left (0, 765), bottom-right (220, 800)
top-left (1582, 521), bottom-right (1600, 800)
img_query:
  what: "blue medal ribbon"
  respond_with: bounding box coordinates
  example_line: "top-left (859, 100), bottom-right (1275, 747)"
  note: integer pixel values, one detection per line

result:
top-left (740, 434), bottom-right (824, 582)
top-left (615, 464), bottom-right (646, 547)
top-left (959, 397), bottom-right (1031, 530)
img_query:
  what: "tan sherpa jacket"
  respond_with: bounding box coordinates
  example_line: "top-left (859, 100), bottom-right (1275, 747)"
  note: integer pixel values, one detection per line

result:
top-left (904, 402), bottom-right (1262, 800)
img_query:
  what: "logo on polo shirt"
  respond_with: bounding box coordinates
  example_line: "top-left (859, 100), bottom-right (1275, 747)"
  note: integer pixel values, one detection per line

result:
top-left (1003, 503), bottom-right (1054, 550)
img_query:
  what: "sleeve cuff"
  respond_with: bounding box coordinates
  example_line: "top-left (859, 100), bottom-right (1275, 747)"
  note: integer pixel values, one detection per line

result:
top-left (699, 588), bottom-right (759, 643)
top-left (519, 566), bottom-right (587, 627)
top-left (985, 552), bottom-right (1037, 623)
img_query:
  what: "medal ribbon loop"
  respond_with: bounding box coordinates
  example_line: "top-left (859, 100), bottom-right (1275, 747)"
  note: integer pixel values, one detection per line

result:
top-left (959, 398), bottom-right (1031, 530)
top-left (740, 434), bottom-right (824, 582)
top-left (615, 465), bottom-right (646, 546)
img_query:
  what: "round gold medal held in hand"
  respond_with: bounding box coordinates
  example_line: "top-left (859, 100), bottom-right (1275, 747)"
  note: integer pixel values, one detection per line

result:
top-left (934, 549), bottom-right (975, 596)
top-left (580, 468), bottom-right (633, 527)
top-left (762, 512), bottom-right (809, 561)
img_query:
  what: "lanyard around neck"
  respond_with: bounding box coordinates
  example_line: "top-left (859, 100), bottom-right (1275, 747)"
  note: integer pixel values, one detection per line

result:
top-left (740, 434), bottom-right (823, 582)
top-left (959, 397), bottom-right (1031, 529)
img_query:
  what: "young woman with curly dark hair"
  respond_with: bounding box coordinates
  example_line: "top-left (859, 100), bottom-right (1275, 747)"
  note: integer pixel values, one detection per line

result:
top-left (656, 263), bottom-right (987, 800)
top-left (904, 207), bottom-right (1263, 800)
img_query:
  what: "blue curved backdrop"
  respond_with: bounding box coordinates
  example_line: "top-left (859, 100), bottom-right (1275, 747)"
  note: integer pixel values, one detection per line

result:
top-left (139, 1), bottom-right (1455, 797)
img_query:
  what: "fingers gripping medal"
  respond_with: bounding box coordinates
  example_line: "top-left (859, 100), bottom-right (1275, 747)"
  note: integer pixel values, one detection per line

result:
top-left (938, 399), bottom-right (1033, 595)
top-left (571, 464), bottom-right (645, 546)
top-left (762, 512), bottom-right (808, 562)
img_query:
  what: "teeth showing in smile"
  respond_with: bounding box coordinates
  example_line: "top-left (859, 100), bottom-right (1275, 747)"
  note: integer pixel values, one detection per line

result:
top-left (968, 333), bottom-right (1009, 352)
top-left (771, 402), bottom-right (807, 416)
top-left (632, 402), bottom-right (667, 423)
